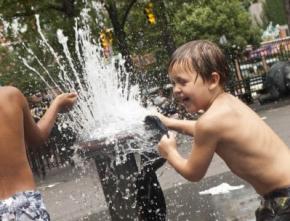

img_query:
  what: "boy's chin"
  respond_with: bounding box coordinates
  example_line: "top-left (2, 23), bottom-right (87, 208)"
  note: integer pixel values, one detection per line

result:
top-left (185, 105), bottom-right (198, 113)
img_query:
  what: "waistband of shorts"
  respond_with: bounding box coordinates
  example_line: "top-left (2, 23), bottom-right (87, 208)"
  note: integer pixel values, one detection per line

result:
top-left (263, 186), bottom-right (290, 199)
top-left (0, 190), bottom-right (41, 205)
top-left (0, 190), bottom-right (41, 213)
top-left (13, 190), bottom-right (40, 196)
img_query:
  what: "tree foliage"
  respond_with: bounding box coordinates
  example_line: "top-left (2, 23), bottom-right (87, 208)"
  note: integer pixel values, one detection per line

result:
top-left (171, 0), bottom-right (261, 53)
top-left (0, 0), bottom-right (262, 93)
top-left (263, 0), bottom-right (287, 27)
top-left (0, 0), bottom-right (88, 95)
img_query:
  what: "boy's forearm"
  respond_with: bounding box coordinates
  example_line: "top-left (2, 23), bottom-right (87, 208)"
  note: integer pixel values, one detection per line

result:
top-left (36, 101), bottom-right (60, 141)
top-left (167, 150), bottom-right (196, 181)
top-left (164, 117), bottom-right (196, 136)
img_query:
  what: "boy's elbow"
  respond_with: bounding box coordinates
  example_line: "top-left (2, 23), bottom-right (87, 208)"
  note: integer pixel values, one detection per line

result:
top-left (36, 133), bottom-right (48, 147)
top-left (188, 175), bottom-right (203, 182)
top-left (186, 171), bottom-right (205, 182)
top-left (27, 139), bottom-right (44, 149)
top-left (37, 136), bottom-right (46, 146)
top-left (26, 133), bottom-right (46, 149)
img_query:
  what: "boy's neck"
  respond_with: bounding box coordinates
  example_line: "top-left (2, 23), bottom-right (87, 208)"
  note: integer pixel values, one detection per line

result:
top-left (206, 88), bottom-right (226, 111)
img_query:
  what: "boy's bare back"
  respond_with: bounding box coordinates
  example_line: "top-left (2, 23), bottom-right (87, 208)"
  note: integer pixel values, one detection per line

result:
top-left (0, 87), bottom-right (35, 199)
top-left (0, 86), bottom-right (77, 200)
top-left (203, 92), bottom-right (290, 194)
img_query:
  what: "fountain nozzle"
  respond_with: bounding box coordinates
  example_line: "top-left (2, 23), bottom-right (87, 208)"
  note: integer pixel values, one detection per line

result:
top-left (144, 115), bottom-right (169, 138)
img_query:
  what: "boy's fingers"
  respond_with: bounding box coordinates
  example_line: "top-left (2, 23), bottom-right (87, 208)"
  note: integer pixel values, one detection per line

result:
top-left (168, 131), bottom-right (177, 137)
top-left (160, 131), bottom-right (176, 142)
top-left (67, 92), bottom-right (77, 98)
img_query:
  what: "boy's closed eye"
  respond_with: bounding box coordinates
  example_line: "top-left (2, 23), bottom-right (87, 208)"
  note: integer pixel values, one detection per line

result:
top-left (179, 80), bottom-right (187, 86)
top-left (175, 76), bottom-right (188, 85)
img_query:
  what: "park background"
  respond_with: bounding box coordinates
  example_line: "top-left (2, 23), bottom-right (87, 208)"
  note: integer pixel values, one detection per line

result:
top-left (1, 0), bottom-right (290, 220)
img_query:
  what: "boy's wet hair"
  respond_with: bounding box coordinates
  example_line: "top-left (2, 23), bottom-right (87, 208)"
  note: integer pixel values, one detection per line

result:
top-left (168, 40), bottom-right (229, 87)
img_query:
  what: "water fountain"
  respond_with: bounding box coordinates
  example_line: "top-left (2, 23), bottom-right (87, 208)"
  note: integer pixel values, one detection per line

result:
top-left (18, 6), bottom-right (167, 221)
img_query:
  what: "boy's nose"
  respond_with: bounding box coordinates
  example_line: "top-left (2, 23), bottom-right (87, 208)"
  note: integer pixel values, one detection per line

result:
top-left (173, 85), bottom-right (181, 95)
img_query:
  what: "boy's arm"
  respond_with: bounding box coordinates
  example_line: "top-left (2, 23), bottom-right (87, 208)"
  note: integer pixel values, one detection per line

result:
top-left (157, 113), bottom-right (196, 136)
top-left (159, 121), bottom-right (217, 181)
top-left (22, 92), bottom-right (77, 147)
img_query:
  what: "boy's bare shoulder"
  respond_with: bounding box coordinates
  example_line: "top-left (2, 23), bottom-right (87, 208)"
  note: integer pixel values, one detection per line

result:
top-left (197, 103), bottom-right (234, 135)
top-left (0, 86), bottom-right (25, 102)
top-left (0, 86), bottom-right (21, 95)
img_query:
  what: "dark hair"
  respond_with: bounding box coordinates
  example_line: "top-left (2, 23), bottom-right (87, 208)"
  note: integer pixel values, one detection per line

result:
top-left (168, 40), bottom-right (229, 86)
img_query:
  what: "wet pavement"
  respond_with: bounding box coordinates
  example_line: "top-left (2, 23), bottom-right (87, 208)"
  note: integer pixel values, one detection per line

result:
top-left (36, 101), bottom-right (290, 221)
top-left (164, 172), bottom-right (258, 221)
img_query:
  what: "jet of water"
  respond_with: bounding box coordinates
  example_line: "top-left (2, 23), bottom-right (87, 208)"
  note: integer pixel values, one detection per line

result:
top-left (23, 10), bottom-right (151, 143)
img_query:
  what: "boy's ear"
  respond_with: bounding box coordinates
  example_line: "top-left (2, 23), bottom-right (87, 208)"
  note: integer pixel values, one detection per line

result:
top-left (208, 72), bottom-right (220, 90)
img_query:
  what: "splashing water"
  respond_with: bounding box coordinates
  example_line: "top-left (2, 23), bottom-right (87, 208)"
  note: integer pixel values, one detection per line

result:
top-left (199, 183), bottom-right (245, 195)
top-left (3, 5), bottom-right (171, 220)
top-left (22, 10), bottom-right (152, 144)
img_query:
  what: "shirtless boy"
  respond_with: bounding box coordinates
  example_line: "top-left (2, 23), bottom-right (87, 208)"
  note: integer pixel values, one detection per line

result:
top-left (157, 40), bottom-right (290, 220)
top-left (0, 86), bottom-right (77, 220)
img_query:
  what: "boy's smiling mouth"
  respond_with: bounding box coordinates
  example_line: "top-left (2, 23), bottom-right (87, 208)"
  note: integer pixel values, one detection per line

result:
top-left (182, 97), bottom-right (190, 103)
top-left (177, 96), bottom-right (190, 105)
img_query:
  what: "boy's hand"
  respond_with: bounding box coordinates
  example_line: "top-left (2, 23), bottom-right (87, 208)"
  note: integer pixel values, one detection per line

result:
top-left (54, 92), bottom-right (78, 113)
top-left (151, 111), bottom-right (169, 127)
top-left (158, 131), bottom-right (177, 159)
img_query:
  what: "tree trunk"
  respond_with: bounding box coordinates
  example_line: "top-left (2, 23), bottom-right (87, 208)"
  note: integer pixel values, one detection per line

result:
top-left (62, 0), bottom-right (75, 17)
top-left (105, 1), bottom-right (135, 74)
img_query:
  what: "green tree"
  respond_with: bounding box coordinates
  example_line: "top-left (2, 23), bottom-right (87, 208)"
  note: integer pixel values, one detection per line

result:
top-left (0, 43), bottom-right (46, 95)
top-left (241, 0), bottom-right (253, 10)
top-left (0, 0), bottom-right (87, 95)
top-left (0, 0), bottom-right (262, 93)
top-left (101, 0), bottom-right (176, 88)
top-left (263, 0), bottom-right (287, 27)
top-left (171, 0), bottom-right (261, 54)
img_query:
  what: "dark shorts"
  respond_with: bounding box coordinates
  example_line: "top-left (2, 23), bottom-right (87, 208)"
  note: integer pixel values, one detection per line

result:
top-left (256, 187), bottom-right (290, 221)
top-left (0, 191), bottom-right (50, 221)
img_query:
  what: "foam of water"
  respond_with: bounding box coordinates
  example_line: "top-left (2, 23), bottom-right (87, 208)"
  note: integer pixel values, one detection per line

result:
top-left (16, 5), bottom-right (165, 172)
top-left (199, 183), bottom-right (245, 195)
top-left (22, 9), bottom-right (152, 143)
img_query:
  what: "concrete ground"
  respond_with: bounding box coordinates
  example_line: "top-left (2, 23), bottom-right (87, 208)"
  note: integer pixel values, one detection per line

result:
top-left (36, 99), bottom-right (290, 221)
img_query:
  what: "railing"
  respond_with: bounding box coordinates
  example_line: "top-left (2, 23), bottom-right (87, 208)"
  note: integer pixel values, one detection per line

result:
top-left (226, 37), bottom-right (290, 103)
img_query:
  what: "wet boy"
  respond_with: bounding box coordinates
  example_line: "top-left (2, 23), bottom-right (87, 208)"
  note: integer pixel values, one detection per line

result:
top-left (0, 86), bottom-right (77, 220)
top-left (158, 40), bottom-right (290, 220)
